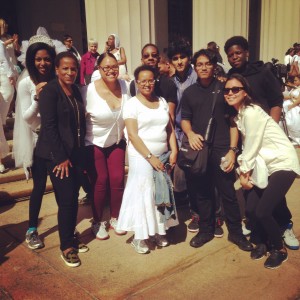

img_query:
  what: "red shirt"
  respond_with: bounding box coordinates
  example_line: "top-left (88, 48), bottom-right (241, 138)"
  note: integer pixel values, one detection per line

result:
top-left (80, 51), bottom-right (99, 85)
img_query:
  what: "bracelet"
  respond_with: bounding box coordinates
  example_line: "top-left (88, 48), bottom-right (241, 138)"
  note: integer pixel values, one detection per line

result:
top-left (229, 146), bottom-right (239, 154)
top-left (145, 153), bottom-right (152, 160)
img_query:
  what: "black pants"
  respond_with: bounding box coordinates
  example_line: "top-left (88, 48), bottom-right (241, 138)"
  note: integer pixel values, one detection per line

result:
top-left (186, 148), bottom-right (242, 235)
top-left (29, 154), bottom-right (48, 228)
top-left (245, 170), bottom-right (296, 250)
top-left (45, 158), bottom-right (81, 252)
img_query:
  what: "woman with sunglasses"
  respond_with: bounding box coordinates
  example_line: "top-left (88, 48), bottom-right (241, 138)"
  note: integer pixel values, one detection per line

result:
top-left (224, 73), bottom-right (300, 269)
top-left (117, 65), bottom-right (178, 254)
top-left (85, 52), bottom-right (129, 240)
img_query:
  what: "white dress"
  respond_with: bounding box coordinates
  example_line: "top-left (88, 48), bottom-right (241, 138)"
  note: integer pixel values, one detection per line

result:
top-left (117, 96), bottom-right (178, 240)
top-left (113, 48), bottom-right (127, 76)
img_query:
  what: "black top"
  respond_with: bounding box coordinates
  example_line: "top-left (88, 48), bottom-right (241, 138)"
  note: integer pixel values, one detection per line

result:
top-left (228, 61), bottom-right (283, 112)
top-left (181, 79), bottom-right (230, 149)
top-left (35, 79), bottom-right (86, 164)
top-left (130, 74), bottom-right (178, 104)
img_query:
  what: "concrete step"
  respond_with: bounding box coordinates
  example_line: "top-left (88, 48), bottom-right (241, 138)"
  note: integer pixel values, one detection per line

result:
top-left (0, 167), bottom-right (26, 184)
top-left (0, 177), bottom-right (53, 202)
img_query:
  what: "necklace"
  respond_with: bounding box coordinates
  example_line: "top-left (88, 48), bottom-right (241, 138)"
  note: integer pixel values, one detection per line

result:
top-left (65, 93), bottom-right (81, 147)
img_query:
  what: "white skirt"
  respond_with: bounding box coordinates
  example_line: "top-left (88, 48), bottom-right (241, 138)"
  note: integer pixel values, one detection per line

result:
top-left (117, 152), bottom-right (178, 240)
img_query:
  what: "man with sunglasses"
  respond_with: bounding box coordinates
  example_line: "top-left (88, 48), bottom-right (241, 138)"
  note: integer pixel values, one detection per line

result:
top-left (129, 43), bottom-right (178, 122)
top-left (180, 49), bottom-right (252, 251)
top-left (224, 36), bottom-right (299, 251)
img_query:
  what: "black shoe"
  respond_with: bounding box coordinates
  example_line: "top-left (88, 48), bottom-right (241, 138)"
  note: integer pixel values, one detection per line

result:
top-left (251, 243), bottom-right (267, 260)
top-left (190, 232), bottom-right (214, 248)
top-left (214, 226), bottom-right (224, 238)
top-left (264, 249), bottom-right (288, 269)
top-left (187, 215), bottom-right (199, 233)
top-left (228, 234), bottom-right (253, 251)
top-left (214, 217), bottom-right (224, 238)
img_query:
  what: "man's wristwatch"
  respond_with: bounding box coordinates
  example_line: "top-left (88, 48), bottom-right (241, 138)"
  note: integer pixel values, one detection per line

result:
top-left (229, 146), bottom-right (239, 154)
top-left (145, 153), bottom-right (152, 160)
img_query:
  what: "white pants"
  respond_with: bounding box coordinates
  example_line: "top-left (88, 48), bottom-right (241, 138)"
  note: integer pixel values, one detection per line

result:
top-left (0, 68), bottom-right (14, 126)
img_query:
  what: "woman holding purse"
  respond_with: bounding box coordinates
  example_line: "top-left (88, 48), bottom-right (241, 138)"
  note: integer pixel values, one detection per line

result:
top-left (224, 73), bottom-right (300, 269)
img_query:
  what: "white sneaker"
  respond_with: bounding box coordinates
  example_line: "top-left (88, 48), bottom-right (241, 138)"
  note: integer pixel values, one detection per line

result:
top-left (283, 223), bottom-right (299, 250)
top-left (0, 164), bottom-right (5, 173)
top-left (131, 239), bottom-right (149, 254)
top-left (91, 221), bottom-right (109, 240)
top-left (109, 218), bottom-right (126, 235)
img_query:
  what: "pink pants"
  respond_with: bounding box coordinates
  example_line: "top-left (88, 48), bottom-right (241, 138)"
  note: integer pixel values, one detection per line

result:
top-left (86, 141), bottom-right (126, 222)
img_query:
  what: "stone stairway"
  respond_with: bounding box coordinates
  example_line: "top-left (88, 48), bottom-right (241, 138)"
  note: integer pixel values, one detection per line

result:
top-left (0, 117), bottom-right (53, 204)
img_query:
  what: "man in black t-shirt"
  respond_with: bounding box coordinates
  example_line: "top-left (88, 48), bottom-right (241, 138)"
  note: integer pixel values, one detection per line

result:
top-left (129, 43), bottom-right (177, 121)
top-left (181, 49), bottom-right (252, 251)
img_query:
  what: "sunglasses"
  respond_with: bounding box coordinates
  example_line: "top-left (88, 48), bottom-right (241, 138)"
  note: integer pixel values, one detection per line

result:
top-left (223, 87), bottom-right (244, 95)
top-left (142, 53), bottom-right (159, 59)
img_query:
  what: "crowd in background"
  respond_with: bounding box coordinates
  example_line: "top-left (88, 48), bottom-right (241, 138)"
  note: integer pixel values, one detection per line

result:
top-left (1, 19), bottom-right (300, 270)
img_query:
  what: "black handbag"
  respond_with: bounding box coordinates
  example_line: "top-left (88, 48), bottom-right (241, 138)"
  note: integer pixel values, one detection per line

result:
top-left (177, 85), bottom-right (220, 175)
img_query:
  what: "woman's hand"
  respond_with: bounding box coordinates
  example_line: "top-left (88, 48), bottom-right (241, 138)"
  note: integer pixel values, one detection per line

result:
top-left (239, 172), bottom-right (253, 190)
top-left (53, 159), bottom-right (73, 179)
top-left (148, 156), bottom-right (165, 172)
top-left (223, 150), bottom-right (236, 173)
top-left (169, 150), bottom-right (178, 168)
top-left (9, 77), bottom-right (15, 86)
top-left (35, 82), bottom-right (48, 100)
top-left (187, 131), bottom-right (204, 150)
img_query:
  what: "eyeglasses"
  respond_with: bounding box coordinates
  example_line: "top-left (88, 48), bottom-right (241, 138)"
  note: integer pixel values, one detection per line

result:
top-left (99, 65), bottom-right (119, 72)
top-left (172, 55), bottom-right (187, 61)
top-left (142, 53), bottom-right (159, 59)
top-left (223, 87), bottom-right (244, 95)
top-left (136, 79), bottom-right (156, 86)
top-left (66, 39), bottom-right (73, 43)
top-left (195, 62), bottom-right (213, 69)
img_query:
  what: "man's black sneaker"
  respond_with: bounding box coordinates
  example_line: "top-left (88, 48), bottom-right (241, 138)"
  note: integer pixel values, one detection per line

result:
top-left (228, 234), bottom-right (253, 251)
top-left (251, 243), bottom-right (267, 260)
top-left (190, 232), bottom-right (214, 248)
top-left (264, 249), bottom-right (288, 269)
top-left (187, 215), bottom-right (199, 233)
top-left (214, 217), bottom-right (224, 238)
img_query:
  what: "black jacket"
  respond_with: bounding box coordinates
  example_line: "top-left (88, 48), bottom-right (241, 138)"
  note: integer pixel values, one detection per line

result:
top-left (228, 61), bottom-right (283, 113)
top-left (35, 79), bottom-right (86, 164)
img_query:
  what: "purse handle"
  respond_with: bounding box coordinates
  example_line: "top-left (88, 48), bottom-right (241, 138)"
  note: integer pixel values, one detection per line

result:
top-left (210, 80), bottom-right (222, 117)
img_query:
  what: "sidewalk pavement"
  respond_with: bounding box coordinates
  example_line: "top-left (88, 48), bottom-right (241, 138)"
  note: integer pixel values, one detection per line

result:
top-left (1, 174), bottom-right (300, 299)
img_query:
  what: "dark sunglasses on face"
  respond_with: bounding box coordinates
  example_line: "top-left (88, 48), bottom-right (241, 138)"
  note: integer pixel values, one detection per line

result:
top-left (142, 53), bottom-right (159, 59)
top-left (223, 87), bottom-right (244, 95)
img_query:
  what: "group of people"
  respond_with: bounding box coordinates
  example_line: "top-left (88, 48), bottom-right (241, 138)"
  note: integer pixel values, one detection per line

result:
top-left (2, 24), bottom-right (299, 270)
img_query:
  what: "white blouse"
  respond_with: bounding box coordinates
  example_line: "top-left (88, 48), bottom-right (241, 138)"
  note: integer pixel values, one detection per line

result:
top-left (235, 105), bottom-right (300, 176)
top-left (85, 79), bottom-right (130, 148)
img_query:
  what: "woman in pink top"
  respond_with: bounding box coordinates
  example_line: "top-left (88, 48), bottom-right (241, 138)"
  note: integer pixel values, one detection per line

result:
top-left (84, 52), bottom-right (130, 240)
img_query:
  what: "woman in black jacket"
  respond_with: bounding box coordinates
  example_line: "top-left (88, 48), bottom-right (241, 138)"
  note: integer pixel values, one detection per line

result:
top-left (35, 51), bottom-right (87, 267)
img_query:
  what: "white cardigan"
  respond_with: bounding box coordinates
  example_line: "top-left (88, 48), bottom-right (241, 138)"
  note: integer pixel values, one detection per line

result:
top-left (235, 105), bottom-right (300, 176)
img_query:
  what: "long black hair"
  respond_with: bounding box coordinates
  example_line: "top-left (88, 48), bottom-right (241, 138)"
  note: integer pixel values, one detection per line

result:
top-left (225, 73), bottom-right (256, 108)
top-left (26, 42), bottom-right (56, 85)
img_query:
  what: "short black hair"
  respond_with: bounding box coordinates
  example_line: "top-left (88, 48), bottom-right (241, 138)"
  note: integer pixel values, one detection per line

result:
top-left (63, 34), bottom-right (72, 41)
top-left (141, 43), bottom-right (159, 56)
top-left (224, 36), bottom-right (249, 54)
top-left (134, 65), bottom-right (158, 81)
top-left (167, 39), bottom-right (192, 60)
top-left (192, 49), bottom-right (217, 66)
top-left (55, 51), bottom-right (79, 69)
top-left (26, 42), bottom-right (56, 85)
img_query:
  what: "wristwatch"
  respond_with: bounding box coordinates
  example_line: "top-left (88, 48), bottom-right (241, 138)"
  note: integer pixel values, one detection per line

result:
top-left (229, 146), bottom-right (239, 154)
top-left (145, 153), bottom-right (152, 160)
